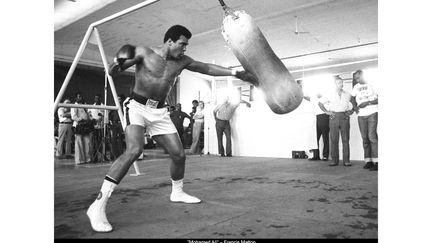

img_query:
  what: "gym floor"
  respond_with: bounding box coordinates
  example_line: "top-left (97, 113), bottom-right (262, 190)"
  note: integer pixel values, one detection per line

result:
top-left (54, 150), bottom-right (378, 239)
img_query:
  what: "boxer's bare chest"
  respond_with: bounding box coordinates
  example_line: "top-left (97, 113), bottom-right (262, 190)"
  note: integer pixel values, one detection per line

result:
top-left (133, 53), bottom-right (186, 99)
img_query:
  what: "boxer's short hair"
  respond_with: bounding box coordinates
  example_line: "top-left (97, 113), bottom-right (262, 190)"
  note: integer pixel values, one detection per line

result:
top-left (164, 25), bottom-right (192, 43)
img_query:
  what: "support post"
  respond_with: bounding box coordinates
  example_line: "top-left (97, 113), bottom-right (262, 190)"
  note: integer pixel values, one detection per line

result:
top-left (54, 0), bottom-right (161, 176)
top-left (54, 25), bottom-right (94, 112)
top-left (93, 27), bottom-right (141, 176)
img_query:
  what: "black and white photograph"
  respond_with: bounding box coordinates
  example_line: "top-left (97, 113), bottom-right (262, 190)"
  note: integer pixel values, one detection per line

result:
top-left (53, 0), bottom-right (379, 239)
top-left (5, 0), bottom-right (432, 242)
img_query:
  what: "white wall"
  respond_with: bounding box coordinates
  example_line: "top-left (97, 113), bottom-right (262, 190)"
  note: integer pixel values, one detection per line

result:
top-left (177, 70), bottom-right (212, 128)
top-left (178, 68), bottom-right (378, 161)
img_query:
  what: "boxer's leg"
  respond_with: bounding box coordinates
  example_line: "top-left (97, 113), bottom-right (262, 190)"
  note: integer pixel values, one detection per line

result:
top-left (106, 125), bottom-right (145, 180)
top-left (87, 125), bottom-right (145, 232)
top-left (152, 133), bottom-right (201, 204)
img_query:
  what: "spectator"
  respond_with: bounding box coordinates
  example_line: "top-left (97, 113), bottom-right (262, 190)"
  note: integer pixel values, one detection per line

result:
top-left (307, 92), bottom-right (330, 161)
top-left (319, 76), bottom-right (354, 166)
top-left (351, 70), bottom-right (378, 171)
top-left (189, 99), bottom-right (199, 133)
top-left (56, 99), bottom-right (73, 159)
top-left (190, 101), bottom-right (205, 154)
top-left (213, 96), bottom-right (250, 157)
top-left (109, 94), bottom-right (126, 160)
top-left (190, 100), bottom-right (199, 117)
top-left (71, 92), bottom-right (92, 165)
top-left (298, 79), bottom-right (322, 161)
top-left (170, 103), bottom-right (192, 147)
top-left (89, 94), bottom-right (104, 162)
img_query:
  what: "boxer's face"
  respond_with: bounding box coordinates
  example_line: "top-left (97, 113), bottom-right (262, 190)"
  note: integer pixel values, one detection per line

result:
top-left (170, 35), bottom-right (189, 59)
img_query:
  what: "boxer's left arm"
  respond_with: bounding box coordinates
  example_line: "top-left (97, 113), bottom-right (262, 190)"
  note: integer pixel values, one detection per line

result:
top-left (184, 57), bottom-right (258, 85)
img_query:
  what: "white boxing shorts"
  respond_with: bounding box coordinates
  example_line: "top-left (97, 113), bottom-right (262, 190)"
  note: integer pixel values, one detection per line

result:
top-left (123, 95), bottom-right (177, 137)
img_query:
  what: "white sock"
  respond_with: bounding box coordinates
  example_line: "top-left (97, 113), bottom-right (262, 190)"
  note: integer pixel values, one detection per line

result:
top-left (87, 179), bottom-right (117, 232)
top-left (100, 179), bottom-right (117, 196)
top-left (170, 179), bottom-right (201, 203)
top-left (171, 179), bottom-right (184, 193)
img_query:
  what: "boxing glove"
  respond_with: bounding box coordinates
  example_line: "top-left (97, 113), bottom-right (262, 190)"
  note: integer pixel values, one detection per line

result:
top-left (115, 44), bottom-right (136, 66)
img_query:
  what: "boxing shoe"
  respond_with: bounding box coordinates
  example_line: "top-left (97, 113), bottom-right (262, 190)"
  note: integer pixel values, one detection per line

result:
top-left (87, 181), bottom-right (116, 232)
top-left (170, 179), bottom-right (201, 204)
top-left (170, 190), bottom-right (201, 204)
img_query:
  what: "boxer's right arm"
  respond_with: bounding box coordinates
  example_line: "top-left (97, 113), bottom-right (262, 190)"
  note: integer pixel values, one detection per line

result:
top-left (109, 45), bottom-right (145, 76)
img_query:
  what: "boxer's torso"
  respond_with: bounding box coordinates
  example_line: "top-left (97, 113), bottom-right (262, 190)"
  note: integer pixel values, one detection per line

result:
top-left (133, 47), bottom-right (189, 103)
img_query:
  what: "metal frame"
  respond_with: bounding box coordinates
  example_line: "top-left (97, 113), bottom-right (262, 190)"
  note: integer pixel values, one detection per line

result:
top-left (54, 0), bottom-right (160, 176)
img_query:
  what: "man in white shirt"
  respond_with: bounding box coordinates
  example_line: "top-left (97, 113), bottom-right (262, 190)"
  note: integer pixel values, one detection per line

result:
top-left (56, 99), bottom-right (73, 158)
top-left (89, 94), bottom-right (104, 162)
top-left (351, 70), bottom-right (378, 171)
top-left (319, 76), bottom-right (354, 167)
top-left (71, 92), bottom-right (92, 165)
top-left (213, 97), bottom-right (250, 157)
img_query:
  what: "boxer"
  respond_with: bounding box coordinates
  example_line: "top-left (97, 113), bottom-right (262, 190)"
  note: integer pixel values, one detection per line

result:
top-left (86, 25), bottom-right (256, 232)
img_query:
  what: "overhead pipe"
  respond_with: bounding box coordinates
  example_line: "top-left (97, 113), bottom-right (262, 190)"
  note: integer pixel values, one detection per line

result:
top-left (229, 42), bottom-right (378, 68)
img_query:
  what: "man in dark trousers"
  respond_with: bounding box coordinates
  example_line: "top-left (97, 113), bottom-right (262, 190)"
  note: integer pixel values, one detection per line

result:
top-left (213, 96), bottom-right (250, 157)
top-left (170, 103), bottom-right (192, 147)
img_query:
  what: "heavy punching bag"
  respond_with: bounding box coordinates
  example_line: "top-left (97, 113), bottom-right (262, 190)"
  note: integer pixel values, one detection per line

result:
top-left (218, 0), bottom-right (303, 114)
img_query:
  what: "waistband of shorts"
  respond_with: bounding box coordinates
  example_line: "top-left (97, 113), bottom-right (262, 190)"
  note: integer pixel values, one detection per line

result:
top-left (60, 121), bottom-right (72, 124)
top-left (333, 111), bottom-right (347, 114)
top-left (215, 118), bottom-right (229, 122)
top-left (129, 92), bottom-right (166, 109)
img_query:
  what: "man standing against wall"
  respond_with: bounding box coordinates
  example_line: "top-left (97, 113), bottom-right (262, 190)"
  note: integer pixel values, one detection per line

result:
top-left (351, 70), bottom-right (378, 171)
top-left (213, 97), bottom-right (250, 157)
top-left (319, 76), bottom-right (354, 167)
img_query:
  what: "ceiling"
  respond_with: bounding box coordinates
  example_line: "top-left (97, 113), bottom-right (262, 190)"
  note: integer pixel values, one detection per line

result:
top-left (54, 0), bottom-right (378, 79)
